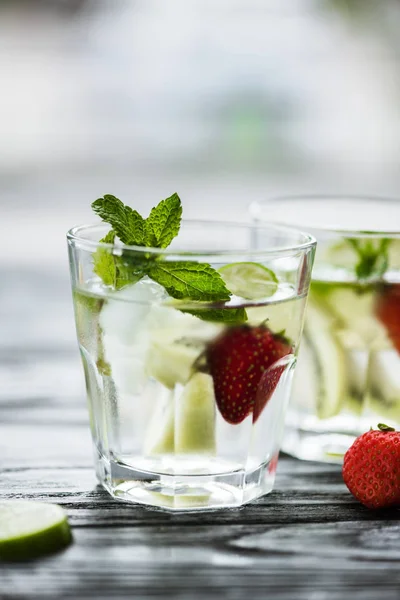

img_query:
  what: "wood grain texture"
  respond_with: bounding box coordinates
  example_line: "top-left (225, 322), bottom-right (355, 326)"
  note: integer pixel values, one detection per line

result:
top-left (1, 269), bottom-right (400, 600)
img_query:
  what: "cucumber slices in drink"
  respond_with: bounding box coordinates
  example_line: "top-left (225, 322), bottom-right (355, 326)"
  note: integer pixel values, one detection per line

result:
top-left (300, 300), bottom-right (347, 419)
top-left (144, 373), bottom-right (216, 456)
top-left (175, 373), bottom-right (216, 454)
top-left (0, 501), bottom-right (72, 561)
top-left (219, 262), bottom-right (278, 300)
top-left (145, 339), bottom-right (200, 389)
top-left (144, 390), bottom-right (175, 455)
top-left (367, 352), bottom-right (400, 422)
top-left (311, 282), bottom-right (389, 349)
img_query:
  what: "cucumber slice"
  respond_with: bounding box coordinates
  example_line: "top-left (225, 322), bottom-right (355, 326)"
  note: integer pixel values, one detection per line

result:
top-left (145, 339), bottom-right (201, 389)
top-left (0, 501), bottom-right (72, 561)
top-left (292, 336), bottom-right (320, 412)
top-left (144, 389), bottom-right (175, 455)
top-left (303, 301), bottom-right (347, 419)
top-left (175, 373), bottom-right (216, 454)
top-left (368, 352), bottom-right (400, 422)
top-left (342, 350), bottom-right (368, 416)
top-left (311, 283), bottom-right (388, 349)
top-left (145, 305), bottom-right (222, 389)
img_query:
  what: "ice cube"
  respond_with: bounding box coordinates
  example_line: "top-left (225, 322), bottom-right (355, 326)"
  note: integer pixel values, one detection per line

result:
top-left (99, 280), bottom-right (165, 346)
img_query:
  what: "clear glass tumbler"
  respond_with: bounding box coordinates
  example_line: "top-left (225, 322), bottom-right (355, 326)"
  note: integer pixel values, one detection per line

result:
top-left (67, 220), bottom-right (315, 510)
top-left (250, 195), bottom-right (400, 463)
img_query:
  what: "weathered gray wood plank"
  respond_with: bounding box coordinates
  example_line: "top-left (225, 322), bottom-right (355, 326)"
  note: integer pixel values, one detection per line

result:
top-left (2, 524), bottom-right (400, 600)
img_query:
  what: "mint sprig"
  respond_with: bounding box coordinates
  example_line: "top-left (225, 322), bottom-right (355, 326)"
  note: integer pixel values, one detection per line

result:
top-left (91, 193), bottom-right (247, 324)
top-left (346, 237), bottom-right (390, 280)
top-left (92, 195), bottom-right (146, 246)
top-left (145, 193), bottom-right (182, 248)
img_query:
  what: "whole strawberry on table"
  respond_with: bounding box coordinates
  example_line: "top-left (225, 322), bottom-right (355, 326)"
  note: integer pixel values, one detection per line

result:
top-left (343, 423), bottom-right (400, 509)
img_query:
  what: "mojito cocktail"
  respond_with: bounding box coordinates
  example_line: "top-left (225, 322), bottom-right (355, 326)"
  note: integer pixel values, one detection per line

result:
top-left (68, 193), bottom-right (315, 509)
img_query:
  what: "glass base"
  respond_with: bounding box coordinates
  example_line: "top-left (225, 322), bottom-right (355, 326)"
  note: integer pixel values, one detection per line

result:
top-left (282, 424), bottom-right (356, 464)
top-left (94, 449), bottom-right (278, 511)
top-left (283, 406), bottom-right (400, 463)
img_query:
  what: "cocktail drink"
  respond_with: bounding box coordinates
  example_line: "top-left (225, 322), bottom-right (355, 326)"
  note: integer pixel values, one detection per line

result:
top-left (68, 193), bottom-right (315, 509)
top-left (251, 196), bottom-right (400, 463)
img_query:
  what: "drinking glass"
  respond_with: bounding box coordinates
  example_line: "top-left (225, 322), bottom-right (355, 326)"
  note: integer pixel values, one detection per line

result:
top-left (250, 195), bottom-right (400, 463)
top-left (67, 219), bottom-right (315, 509)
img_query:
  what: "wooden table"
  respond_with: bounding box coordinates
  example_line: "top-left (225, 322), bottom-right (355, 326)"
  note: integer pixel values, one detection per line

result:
top-left (1, 268), bottom-right (400, 600)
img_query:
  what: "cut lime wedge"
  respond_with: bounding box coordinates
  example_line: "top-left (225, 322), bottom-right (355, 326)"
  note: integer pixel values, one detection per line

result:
top-left (219, 262), bottom-right (278, 300)
top-left (0, 501), bottom-right (72, 561)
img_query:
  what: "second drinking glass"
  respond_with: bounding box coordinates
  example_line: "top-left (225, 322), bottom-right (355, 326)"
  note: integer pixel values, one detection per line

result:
top-left (251, 195), bottom-right (400, 463)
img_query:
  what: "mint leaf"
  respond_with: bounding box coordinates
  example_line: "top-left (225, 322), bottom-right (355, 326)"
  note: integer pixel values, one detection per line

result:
top-left (93, 231), bottom-right (117, 286)
top-left (148, 261), bottom-right (231, 302)
top-left (346, 238), bottom-right (390, 280)
top-left (114, 259), bottom-right (144, 289)
top-left (93, 231), bottom-right (145, 289)
top-left (183, 307), bottom-right (247, 324)
top-left (145, 193), bottom-right (182, 248)
top-left (92, 195), bottom-right (146, 246)
top-left (114, 254), bottom-right (149, 289)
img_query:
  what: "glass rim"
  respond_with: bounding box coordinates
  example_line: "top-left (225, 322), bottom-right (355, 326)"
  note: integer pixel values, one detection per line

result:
top-left (67, 219), bottom-right (316, 258)
top-left (249, 194), bottom-right (400, 238)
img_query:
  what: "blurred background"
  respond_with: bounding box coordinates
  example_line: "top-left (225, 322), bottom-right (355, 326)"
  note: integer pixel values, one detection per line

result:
top-left (2, 0), bottom-right (400, 387)
top-left (3, 0), bottom-right (400, 267)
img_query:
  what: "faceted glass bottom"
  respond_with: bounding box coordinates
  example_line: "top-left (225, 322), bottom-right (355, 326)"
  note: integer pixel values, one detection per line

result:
top-left (95, 449), bottom-right (277, 511)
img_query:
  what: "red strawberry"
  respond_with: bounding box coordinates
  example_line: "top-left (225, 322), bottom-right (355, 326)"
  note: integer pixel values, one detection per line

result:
top-left (253, 355), bottom-right (293, 422)
top-left (376, 284), bottom-right (400, 354)
top-left (206, 324), bottom-right (292, 424)
top-left (267, 453), bottom-right (279, 475)
top-left (343, 424), bottom-right (400, 509)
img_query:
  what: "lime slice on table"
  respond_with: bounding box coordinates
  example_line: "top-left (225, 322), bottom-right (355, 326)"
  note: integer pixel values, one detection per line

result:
top-left (0, 501), bottom-right (72, 561)
top-left (219, 262), bottom-right (278, 300)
